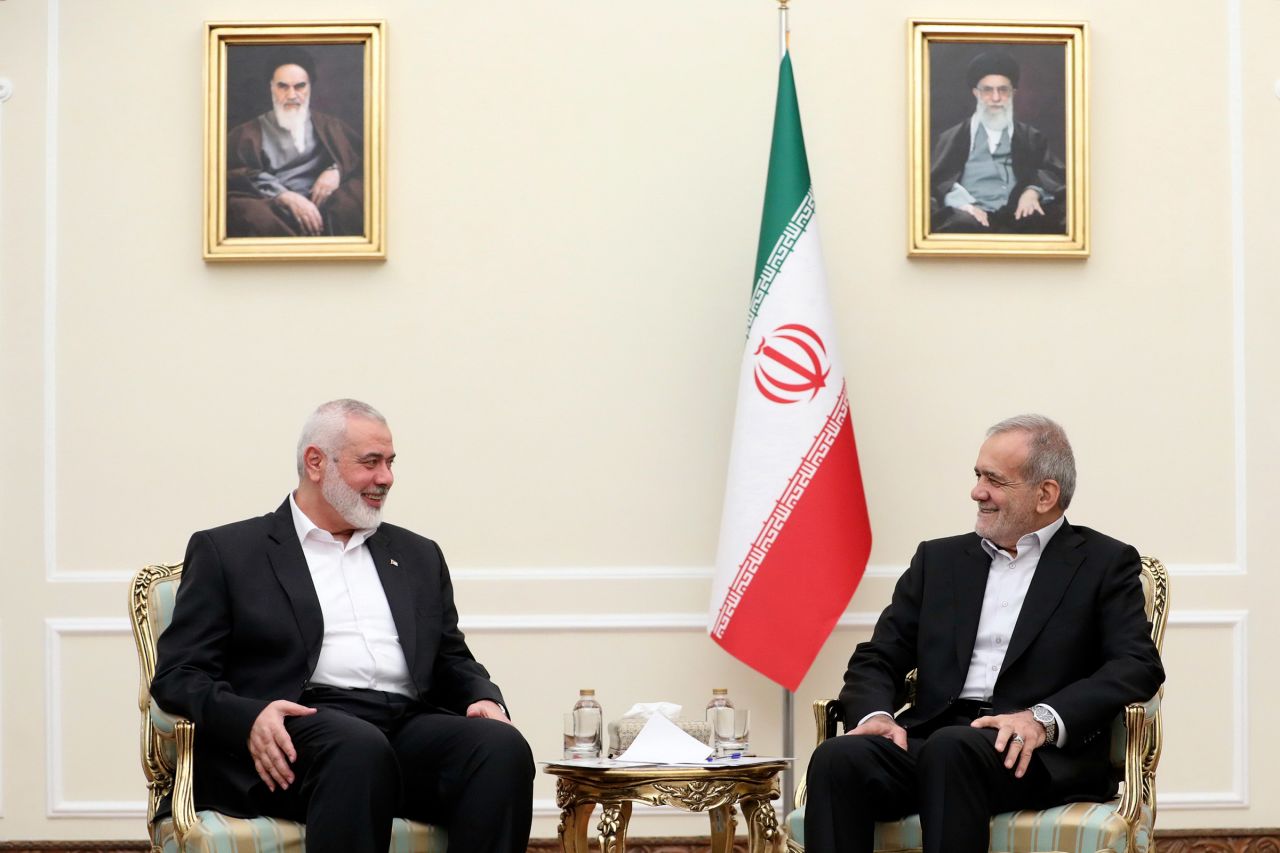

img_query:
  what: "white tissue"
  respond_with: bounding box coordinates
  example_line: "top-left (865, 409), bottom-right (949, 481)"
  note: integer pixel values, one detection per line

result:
top-left (619, 701), bottom-right (682, 721)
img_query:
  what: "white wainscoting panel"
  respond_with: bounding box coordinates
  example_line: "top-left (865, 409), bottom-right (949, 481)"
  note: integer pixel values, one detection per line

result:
top-left (44, 618), bottom-right (146, 818)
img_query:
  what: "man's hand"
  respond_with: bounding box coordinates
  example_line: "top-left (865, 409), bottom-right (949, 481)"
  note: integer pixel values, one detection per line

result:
top-left (844, 712), bottom-right (908, 750)
top-left (275, 190), bottom-right (324, 236)
top-left (466, 699), bottom-right (512, 724)
top-left (962, 204), bottom-right (991, 227)
top-left (1014, 188), bottom-right (1045, 220)
top-left (247, 699), bottom-right (317, 791)
top-left (971, 710), bottom-right (1046, 778)
top-left (309, 167), bottom-right (340, 207)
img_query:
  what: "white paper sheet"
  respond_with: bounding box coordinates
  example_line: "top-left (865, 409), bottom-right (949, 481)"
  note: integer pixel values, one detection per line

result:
top-left (616, 711), bottom-right (714, 764)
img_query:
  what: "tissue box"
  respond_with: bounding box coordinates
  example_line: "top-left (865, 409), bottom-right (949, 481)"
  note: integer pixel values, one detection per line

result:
top-left (608, 718), bottom-right (712, 757)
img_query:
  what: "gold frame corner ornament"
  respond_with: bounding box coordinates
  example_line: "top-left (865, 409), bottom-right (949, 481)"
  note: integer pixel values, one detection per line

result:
top-left (202, 20), bottom-right (387, 262)
top-left (906, 18), bottom-right (1089, 259)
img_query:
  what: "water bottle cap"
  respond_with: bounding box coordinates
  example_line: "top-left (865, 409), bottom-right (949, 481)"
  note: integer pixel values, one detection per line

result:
top-left (712, 688), bottom-right (728, 695)
top-left (579, 689), bottom-right (595, 695)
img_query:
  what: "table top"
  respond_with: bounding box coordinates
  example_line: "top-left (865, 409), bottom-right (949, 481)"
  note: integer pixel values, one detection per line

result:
top-left (543, 758), bottom-right (789, 784)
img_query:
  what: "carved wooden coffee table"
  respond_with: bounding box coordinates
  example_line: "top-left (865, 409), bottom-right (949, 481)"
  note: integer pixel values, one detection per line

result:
top-left (544, 759), bottom-right (788, 853)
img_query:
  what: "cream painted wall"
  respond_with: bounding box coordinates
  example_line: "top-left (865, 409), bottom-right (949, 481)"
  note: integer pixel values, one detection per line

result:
top-left (0, 0), bottom-right (1275, 842)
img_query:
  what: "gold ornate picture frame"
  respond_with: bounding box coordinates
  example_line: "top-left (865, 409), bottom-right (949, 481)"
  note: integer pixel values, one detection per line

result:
top-left (908, 19), bottom-right (1088, 258)
top-left (204, 21), bottom-right (385, 261)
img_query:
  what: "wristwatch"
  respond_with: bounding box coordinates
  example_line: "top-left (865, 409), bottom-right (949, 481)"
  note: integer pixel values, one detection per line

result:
top-left (1030, 704), bottom-right (1057, 745)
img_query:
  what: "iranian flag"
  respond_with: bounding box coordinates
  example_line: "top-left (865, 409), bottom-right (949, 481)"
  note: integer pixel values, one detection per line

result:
top-left (710, 52), bottom-right (872, 691)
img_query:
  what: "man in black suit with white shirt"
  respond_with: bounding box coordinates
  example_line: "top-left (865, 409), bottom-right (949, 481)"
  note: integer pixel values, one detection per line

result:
top-left (152, 399), bottom-right (534, 853)
top-left (803, 414), bottom-right (1164, 852)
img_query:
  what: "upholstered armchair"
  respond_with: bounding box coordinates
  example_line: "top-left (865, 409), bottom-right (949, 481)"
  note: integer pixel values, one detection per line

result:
top-left (785, 556), bottom-right (1169, 853)
top-left (129, 563), bottom-right (448, 852)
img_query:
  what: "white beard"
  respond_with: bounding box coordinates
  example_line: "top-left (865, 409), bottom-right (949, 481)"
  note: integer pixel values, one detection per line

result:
top-left (976, 96), bottom-right (1013, 138)
top-left (272, 102), bottom-right (311, 153)
top-left (321, 464), bottom-right (385, 530)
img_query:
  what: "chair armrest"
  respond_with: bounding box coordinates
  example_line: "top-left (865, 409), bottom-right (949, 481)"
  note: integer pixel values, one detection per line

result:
top-left (814, 699), bottom-right (845, 744)
top-left (150, 702), bottom-right (198, 844)
top-left (795, 700), bottom-right (846, 808)
top-left (171, 718), bottom-right (198, 842)
top-left (1115, 693), bottom-right (1162, 824)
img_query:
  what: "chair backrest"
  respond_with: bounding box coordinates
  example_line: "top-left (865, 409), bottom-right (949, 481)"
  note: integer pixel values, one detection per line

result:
top-left (129, 563), bottom-right (184, 824)
top-left (1107, 556), bottom-right (1168, 773)
top-left (1137, 556), bottom-right (1169, 652)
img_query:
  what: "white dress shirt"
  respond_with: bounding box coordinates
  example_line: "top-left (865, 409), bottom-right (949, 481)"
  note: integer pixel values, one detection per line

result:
top-left (961, 515), bottom-right (1067, 744)
top-left (289, 494), bottom-right (415, 697)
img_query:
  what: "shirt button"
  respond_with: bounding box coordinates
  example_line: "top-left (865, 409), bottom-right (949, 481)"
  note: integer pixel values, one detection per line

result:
top-left (996, 637), bottom-right (1003, 645)
top-left (1002, 601), bottom-right (1009, 607)
top-left (991, 665), bottom-right (998, 671)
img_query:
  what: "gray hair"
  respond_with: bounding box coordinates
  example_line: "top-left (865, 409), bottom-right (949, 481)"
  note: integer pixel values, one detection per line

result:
top-left (987, 414), bottom-right (1076, 510)
top-left (296, 399), bottom-right (387, 477)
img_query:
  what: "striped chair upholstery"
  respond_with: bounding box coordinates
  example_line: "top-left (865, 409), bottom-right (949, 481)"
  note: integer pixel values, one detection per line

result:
top-left (130, 563), bottom-right (448, 853)
top-left (785, 556), bottom-right (1169, 853)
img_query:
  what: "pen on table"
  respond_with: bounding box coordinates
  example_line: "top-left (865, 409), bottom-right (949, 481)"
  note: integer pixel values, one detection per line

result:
top-left (707, 753), bottom-right (743, 761)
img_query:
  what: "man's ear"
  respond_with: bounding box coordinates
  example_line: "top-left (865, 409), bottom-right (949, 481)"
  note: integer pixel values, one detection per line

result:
top-left (303, 445), bottom-right (327, 483)
top-left (1036, 479), bottom-right (1061, 513)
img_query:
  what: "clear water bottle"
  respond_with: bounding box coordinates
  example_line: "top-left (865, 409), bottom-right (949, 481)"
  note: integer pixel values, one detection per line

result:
top-left (706, 688), bottom-right (735, 755)
top-left (570, 689), bottom-right (603, 758)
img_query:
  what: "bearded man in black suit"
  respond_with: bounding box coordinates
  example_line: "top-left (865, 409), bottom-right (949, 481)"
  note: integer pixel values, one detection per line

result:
top-left (803, 414), bottom-right (1164, 853)
top-left (152, 399), bottom-right (534, 853)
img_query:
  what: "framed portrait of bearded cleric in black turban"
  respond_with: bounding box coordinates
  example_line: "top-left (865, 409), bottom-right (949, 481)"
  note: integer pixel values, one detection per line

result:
top-left (204, 21), bottom-right (385, 261)
top-left (908, 20), bottom-right (1088, 258)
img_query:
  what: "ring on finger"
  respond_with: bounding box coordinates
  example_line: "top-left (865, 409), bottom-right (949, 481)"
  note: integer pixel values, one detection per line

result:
top-left (1011, 734), bottom-right (1025, 745)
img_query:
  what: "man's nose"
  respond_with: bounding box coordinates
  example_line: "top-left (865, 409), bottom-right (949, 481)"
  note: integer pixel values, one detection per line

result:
top-left (971, 481), bottom-right (986, 502)
top-left (374, 463), bottom-right (394, 486)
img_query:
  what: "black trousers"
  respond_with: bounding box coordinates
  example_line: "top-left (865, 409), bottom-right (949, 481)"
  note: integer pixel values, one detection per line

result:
top-left (249, 686), bottom-right (534, 853)
top-left (803, 715), bottom-right (1059, 853)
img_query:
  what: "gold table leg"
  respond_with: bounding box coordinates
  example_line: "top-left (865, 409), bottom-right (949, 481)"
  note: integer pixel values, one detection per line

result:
top-left (741, 795), bottom-right (784, 853)
top-left (557, 800), bottom-right (594, 853)
top-left (596, 800), bottom-right (631, 853)
top-left (709, 802), bottom-right (738, 853)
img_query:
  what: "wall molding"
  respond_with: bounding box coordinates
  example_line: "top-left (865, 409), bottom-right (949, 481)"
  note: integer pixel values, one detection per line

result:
top-left (1159, 611), bottom-right (1249, 810)
top-left (0, 622), bottom-right (5, 817)
top-left (44, 618), bottom-right (146, 818)
top-left (54, 558), bottom-right (1251, 586)
top-left (1228, 0), bottom-right (1248, 575)
top-left (42, 0), bottom-right (62, 583)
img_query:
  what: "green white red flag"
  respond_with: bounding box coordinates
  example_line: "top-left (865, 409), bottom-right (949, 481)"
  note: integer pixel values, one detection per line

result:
top-left (710, 52), bottom-right (873, 691)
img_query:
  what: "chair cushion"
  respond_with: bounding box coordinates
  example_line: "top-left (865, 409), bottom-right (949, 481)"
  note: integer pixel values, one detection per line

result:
top-left (149, 699), bottom-right (177, 767)
top-left (151, 811), bottom-right (448, 852)
top-left (150, 576), bottom-right (180, 634)
top-left (786, 799), bottom-right (1152, 853)
top-left (989, 800), bottom-right (1151, 853)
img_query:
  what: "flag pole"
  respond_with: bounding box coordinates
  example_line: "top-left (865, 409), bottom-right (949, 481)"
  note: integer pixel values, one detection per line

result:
top-left (776, 2), bottom-right (796, 820)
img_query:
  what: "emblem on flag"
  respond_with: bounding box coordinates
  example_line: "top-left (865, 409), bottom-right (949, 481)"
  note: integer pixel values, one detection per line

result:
top-left (753, 323), bottom-right (830, 404)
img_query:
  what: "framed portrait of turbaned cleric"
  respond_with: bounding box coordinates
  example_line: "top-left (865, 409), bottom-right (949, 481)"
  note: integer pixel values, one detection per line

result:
top-left (203, 21), bottom-right (385, 261)
top-left (908, 20), bottom-right (1088, 258)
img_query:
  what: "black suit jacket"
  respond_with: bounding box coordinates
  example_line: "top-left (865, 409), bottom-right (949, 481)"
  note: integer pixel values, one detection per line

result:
top-left (151, 499), bottom-right (504, 814)
top-left (838, 521), bottom-right (1164, 798)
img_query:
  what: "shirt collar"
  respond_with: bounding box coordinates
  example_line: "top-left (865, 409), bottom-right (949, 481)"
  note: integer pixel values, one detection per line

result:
top-left (288, 491), bottom-right (376, 550)
top-left (980, 514), bottom-right (1066, 560)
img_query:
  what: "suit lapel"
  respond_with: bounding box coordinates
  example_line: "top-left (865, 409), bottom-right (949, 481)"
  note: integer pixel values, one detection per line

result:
top-left (1001, 521), bottom-right (1084, 673)
top-left (367, 530), bottom-right (417, 674)
top-left (266, 501), bottom-right (325, 675)
top-left (953, 537), bottom-right (991, 674)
